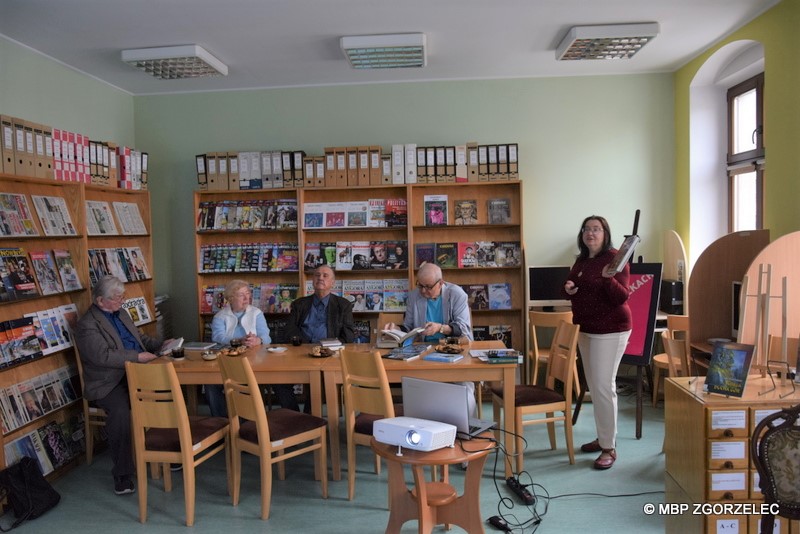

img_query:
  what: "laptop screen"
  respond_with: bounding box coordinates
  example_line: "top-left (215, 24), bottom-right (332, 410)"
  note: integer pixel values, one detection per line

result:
top-left (401, 377), bottom-right (471, 435)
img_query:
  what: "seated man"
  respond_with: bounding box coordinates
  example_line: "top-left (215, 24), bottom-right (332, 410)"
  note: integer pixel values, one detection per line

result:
top-left (285, 265), bottom-right (355, 411)
top-left (75, 275), bottom-right (169, 495)
top-left (383, 263), bottom-right (476, 414)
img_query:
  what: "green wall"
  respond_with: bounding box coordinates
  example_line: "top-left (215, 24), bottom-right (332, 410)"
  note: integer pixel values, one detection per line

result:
top-left (134, 76), bottom-right (674, 338)
top-left (674, 0), bottom-right (800, 243)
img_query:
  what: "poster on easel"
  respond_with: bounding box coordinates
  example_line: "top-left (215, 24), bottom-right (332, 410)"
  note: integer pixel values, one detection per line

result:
top-left (621, 262), bottom-right (663, 366)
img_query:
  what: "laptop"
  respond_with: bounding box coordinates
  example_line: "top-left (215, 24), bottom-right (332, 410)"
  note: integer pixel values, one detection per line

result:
top-left (401, 377), bottom-right (496, 439)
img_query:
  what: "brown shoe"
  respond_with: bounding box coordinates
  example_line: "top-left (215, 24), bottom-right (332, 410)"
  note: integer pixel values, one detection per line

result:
top-left (580, 439), bottom-right (602, 453)
top-left (593, 449), bottom-right (616, 470)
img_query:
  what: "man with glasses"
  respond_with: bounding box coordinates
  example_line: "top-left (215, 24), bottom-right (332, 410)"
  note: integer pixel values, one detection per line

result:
top-left (383, 263), bottom-right (476, 413)
top-left (75, 275), bottom-right (171, 496)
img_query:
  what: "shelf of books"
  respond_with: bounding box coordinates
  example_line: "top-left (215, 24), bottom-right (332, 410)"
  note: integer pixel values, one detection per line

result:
top-left (0, 173), bottom-right (156, 477)
top-left (194, 181), bottom-right (524, 351)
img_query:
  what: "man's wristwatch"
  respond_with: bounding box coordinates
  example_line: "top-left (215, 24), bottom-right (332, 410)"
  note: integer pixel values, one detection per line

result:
top-left (439, 324), bottom-right (447, 335)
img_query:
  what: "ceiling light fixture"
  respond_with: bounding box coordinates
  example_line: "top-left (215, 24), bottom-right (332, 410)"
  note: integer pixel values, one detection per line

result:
top-left (121, 45), bottom-right (228, 79)
top-left (340, 33), bottom-right (427, 69)
top-left (556, 23), bottom-right (659, 61)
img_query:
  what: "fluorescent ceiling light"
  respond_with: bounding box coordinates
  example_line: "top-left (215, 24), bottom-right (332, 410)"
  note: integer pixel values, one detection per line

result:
top-left (556, 23), bottom-right (659, 61)
top-left (340, 33), bottom-right (426, 69)
top-left (121, 45), bottom-right (228, 79)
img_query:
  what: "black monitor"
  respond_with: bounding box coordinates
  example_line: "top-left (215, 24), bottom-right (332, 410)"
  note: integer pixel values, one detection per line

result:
top-left (732, 280), bottom-right (742, 340)
top-left (528, 265), bottom-right (571, 310)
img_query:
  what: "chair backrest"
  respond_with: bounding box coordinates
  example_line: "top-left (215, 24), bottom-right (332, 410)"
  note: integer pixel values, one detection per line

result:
top-left (661, 330), bottom-right (687, 378)
top-left (750, 403), bottom-right (800, 521)
top-left (340, 350), bottom-right (394, 420)
top-left (218, 354), bottom-right (271, 442)
top-left (766, 335), bottom-right (800, 364)
top-left (544, 321), bottom-right (580, 399)
top-left (528, 310), bottom-right (573, 362)
top-left (125, 361), bottom-right (191, 449)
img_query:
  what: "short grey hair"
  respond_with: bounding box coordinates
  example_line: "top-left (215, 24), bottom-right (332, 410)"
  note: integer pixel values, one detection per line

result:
top-left (93, 275), bottom-right (125, 300)
top-left (223, 279), bottom-right (250, 300)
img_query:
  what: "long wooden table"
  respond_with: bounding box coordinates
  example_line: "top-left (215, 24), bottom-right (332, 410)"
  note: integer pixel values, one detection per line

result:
top-left (171, 340), bottom-right (517, 479)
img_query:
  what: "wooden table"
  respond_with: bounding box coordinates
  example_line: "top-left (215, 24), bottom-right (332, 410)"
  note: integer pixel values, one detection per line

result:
top-left (371, 434), bottom-right (496, 534)
top-left (321, 340), bottom-right (517, 479)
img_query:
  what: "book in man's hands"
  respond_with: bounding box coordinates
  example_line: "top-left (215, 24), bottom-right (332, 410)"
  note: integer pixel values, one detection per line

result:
top-left (383, 344), bottom-right (432, 361)
top-left (159, 337), bottom-right (184, 356)
top-left (606, 234), bottom-right (641, 275)
top-left (377, 326), bottom-right (425, 349)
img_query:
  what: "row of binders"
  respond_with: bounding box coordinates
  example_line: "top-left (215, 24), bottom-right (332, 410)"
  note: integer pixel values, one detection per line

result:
top-left (0, 114), bottom-right (148, 190)
top-left (196, 142), bottom-right (519, 191)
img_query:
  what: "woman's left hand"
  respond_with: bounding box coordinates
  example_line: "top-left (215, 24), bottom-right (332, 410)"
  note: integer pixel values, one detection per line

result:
top-left (601, 264), bottom-right (615, 278)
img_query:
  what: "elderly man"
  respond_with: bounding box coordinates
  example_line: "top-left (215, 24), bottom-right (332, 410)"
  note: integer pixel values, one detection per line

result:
top-left (75, 275), bottom-right (168, 495)
top-left (383, 263), bottom-right (476, 413)
top-left (284, 265), bottom-right (355, 411)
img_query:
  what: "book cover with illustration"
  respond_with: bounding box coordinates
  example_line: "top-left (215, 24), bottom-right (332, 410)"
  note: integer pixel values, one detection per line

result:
top-left (464, 284), bottom-right (489, 310)
top-left (368, 198), bottom-right (386, 227)
top-left (487, 198), bottom-right (511, 224)
top-left (320, 242), bottom-right (337, 269)
top-left (335, 241), bottom-right (353, 270)
top-left (472, 325), bottom-right (490, 341)
top-left (29, 250), bottom-right (63, 295)
top-left (0, 248), bottom-right (40, 300)
top-left (414, 243), bottom-right (435, 268)
top-left (324, 202), bottom-right (346, 228)
top-left (434, 242), bottom-right (457, 269)
top-left (302, 202), bottom-right (325, 228)
top-left (453, 199), bottom-right (478, 225)
top-left (475, 241), bottom-right (497, 267)
top-left (383, 278), bottom-right (409, 312)
top-left (304, 242), bottom-right (323, 271)
top-left (345, 200), bottom-right (368, 228)
top-left (488, 283), bottom-right (512, 310)
top-left (489, 325), bottom-right (513, 348)
top-left (276, 284), bottom-right (298, 314)
top-left (423, 194), bottom-right (448, 226)
top-left (705, 341), bottom-right (755, 397)
top-left (353, 320), bottom-right (371, 344)
top-left (52, 249), bottom-right (81, 292)
top-left (457, 242), bottom-right (478, 268)
top-left (494, 241), bottom-right (522, 267)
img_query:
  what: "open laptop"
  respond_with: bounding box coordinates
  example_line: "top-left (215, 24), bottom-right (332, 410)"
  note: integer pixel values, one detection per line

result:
top-left (401, 377), bottom-right (496, 439)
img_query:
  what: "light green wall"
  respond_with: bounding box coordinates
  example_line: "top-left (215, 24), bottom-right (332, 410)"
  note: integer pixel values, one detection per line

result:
top-left (134, 76), bottom-right (674, 338)
top-left (674, 0), bottom-right (800, 243)
top-left (0, 37), bottom-right (134, 145)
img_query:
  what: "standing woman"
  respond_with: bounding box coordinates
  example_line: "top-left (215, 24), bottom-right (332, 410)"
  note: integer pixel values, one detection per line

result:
top-left (564, 216), bottom-right (632, 470)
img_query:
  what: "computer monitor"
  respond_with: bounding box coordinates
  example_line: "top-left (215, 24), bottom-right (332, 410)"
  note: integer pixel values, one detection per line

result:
top-left (528, 265), bottom-right (571, 310)
top-left (731, 280), bottom-right (742, 340)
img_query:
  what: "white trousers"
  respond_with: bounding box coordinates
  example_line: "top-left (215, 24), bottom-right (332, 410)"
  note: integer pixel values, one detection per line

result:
top-left (578, 330), bottom-right (631, 450)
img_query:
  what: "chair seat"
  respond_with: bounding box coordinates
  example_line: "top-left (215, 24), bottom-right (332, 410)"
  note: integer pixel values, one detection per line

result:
top-left (354, 404), bottom-right (404, 435)
top-left (145, 415), bottom-right (229, 451)
top-left (491, 384), bottom-right (565, 406)
top-left (240, 408), bottom-right (326, 444)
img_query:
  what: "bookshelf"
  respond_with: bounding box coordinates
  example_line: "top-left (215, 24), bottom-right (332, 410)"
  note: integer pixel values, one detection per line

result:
top-left (0, 173), bottom-right (155, 477)
top-left (193, 181), bottom-right (525, 351)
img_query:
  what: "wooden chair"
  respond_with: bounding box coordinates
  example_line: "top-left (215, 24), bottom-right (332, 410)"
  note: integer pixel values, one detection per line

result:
top-left (750, 403), bottom-right (800, 532)
top-left (219, 354), bottom-right (327, 519)
top-left (766, 335), bottom-right (800, 367)
top-left (492, 320), bottom-right (580, 473)
top-left (74, 350), bottom-right (107, 465)
top-left (651, 314), bottom-right (690, 406)
top-left (528, 310), bottom-right (578, 394)
top-left (125, 361), bottom-right (230, 527)
top-left (340, 349), bottom-right (396, 501)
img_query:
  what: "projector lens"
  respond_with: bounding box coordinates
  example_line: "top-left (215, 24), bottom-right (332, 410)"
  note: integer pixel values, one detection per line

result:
top-left (406, 430), bottom-right (421, 445)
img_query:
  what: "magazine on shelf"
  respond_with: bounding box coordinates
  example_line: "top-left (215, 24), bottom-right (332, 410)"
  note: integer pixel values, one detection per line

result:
top-left (52, 249), bottom-right (82, 291)
top-left (345, 200), bottom-right (368, 228)
top-left (606, 234), bottom-right (641, 275)
top-left (31, 195), bottom-right (76, 236)
top-left (85, 200), bottom-right (118, 235)
top-left (0, 248), bottom-right (40, 300)
top-left (488, 283), bottom-right (512, 310)
top-left (704, 341), bottom-right (755, 397)
top-left (112, 201), bottom-right (147, 235)
top-left (435, 242), bottom-right (457, 269)
top-left (383, 278), bottom-right (408, 312)
top-left (423, 194), bottom-right (448, 226)
top-left (453, 199), bottom-right (478, 225)
top-left (368, 198), bottom-right (386, 227)
top-left (29, 250), bottom-right (63, 295)
top-left (414, 243), bottom-right (435, 268)
top-left (121, 296), bottom-right (152, 326)
top-left (487, 198), bottom-right (511, 224)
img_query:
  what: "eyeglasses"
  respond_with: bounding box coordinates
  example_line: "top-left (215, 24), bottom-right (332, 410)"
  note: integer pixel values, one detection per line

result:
top-left (416, 279), bottom-right (442, 291)
top-left (232, 292), bottom-right (251, 299)
top-left (107, 293), bottom-right (126, 302)
top-left (582, 227), bottom-right (604, 234)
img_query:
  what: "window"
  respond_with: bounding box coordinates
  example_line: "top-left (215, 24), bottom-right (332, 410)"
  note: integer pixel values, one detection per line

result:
top-left (726, 73), bottom-right (764, 231)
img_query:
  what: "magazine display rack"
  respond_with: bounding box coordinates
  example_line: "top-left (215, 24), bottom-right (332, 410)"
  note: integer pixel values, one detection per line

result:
top-left (0, 172), bottom-right (155, 475)
top-left (193, 181), bottom-right (525, 350)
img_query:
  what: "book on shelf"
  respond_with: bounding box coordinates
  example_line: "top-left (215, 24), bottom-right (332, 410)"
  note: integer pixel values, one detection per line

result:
top-left (489, 324), bottom-right (513, 348)
top-left (487, 198), bottom-right (511, 224)
top-left (423, 352), bottom-right (464, 363)
top-left (606, 234), bottom-right (641, 275)
top-left (274, 199), bottom-right (298, 229)
top-left (29, 250), bottom-right (63, 295)
top-left (367, 198), bottom-right (386, 227)
top-left (31, 195), bottom-right (76, 236)
top-left (383, 343), bottom-right (432, 361)
top-left (56, 303), bottom-right (79, 346)
top-left (342, 279), bottom-right (365, 309)
top-left (385, 198), bottom-right (407, 227)
top-left (423, 194), bottom-right (448, 226)
top-left (472, 325), bottom-right (490, 341)
top-left (368, 241), bottom-right (387, 270)
top-left (435, 242), bottom-right (457, 269)
top-left (0, 193), bottom-right (39, 237)
top-left (345, 200), bottom-right (368, 228)
top-left (276, 284), bottom-right (298, 313)
top-left (303, 242), bottom-right (323, 271)
top-left (488, 283), bottom-right (512, 310)
top-left (453, 199), bottom-right (478, 225)
top-left (37, 420), bottom-right (73, 470)
top-left (112, 201), bottom-right (147, 235)
top-left (324, 202), bottom-right (346, 228)
top-left (85, 200), bottom-right (119, 235)
top-left (302, 202), bottom-right (325, 229)
top-left (320, 242), bottom-right (337, 269)
top-left (353, 319), bottom-right (371, 344)
top-left (386, 240), bottom-right (408, 270)
top-left (121, 296), bottom-right (152, 326)
top-left (52, 249), bottom-right (82, 291)
top-left (335, 241), bottom-right (353, 271)
top-left (458, 242), bottom-right (477, 268)
top-left (464, 284), bottom-right (489, 310)
top-left (475, 241), bottom-right (497, 267)
top-left (414, 243), bottom-right (435, 268)
top-left (704, 341), bottom-right (755, 398)
top-left (350, 241), bottom-right (371, 270)
top-left (383, 278), bottom-right (409, 312)
top-left (494, 241), bottom-right (522, 267)
top-left (0, 248), bottom-right (40, 301)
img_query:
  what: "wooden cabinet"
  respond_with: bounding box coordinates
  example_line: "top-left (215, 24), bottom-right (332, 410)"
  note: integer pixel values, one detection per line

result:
top-left (0, 173), bottom-right (155, 476)
top-left (664, 376), bottom-right (800, 533)
top-left (193, 181), bottom-right (525, 350)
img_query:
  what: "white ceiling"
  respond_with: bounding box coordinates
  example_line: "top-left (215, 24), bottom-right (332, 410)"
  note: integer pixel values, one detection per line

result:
top-left (0, 0), bottom-right (779, 96)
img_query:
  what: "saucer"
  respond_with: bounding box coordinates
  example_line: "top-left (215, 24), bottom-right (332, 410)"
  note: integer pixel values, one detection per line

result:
top-left (201, 351), bottom-right (219, 361)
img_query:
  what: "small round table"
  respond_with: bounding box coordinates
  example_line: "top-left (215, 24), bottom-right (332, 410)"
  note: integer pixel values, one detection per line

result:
top-left (371, 434), bottom-right (496, 534)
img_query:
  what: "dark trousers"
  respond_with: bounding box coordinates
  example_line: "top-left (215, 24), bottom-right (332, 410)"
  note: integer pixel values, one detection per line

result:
top-left (94, 380), bottom-right (133, 479)
top-left (207, 383), bottom-right (301, 414)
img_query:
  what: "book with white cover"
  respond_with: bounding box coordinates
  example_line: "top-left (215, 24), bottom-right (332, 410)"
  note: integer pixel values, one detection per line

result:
top-left (606, 234), bottom-right (641, 275)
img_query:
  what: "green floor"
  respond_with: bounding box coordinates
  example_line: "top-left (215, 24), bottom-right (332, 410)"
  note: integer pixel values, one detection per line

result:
top-left (31, 379), bottom-right (667, 533)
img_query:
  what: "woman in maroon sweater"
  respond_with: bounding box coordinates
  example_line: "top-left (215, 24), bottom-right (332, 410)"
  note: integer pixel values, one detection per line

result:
top-left (564, 215), bottom-right (632, 470)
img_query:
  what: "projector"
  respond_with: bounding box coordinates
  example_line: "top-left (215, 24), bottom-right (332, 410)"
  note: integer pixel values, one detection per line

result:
top-left (373, 417), bottom-right (456, 452)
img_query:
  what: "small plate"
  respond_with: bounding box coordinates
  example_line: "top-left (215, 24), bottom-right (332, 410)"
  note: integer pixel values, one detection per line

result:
top-left (201, 351), bottom-right (219, 361)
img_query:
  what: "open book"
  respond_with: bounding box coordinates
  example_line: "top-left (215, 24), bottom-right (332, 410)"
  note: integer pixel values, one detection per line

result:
top-left (377, 326), bottom-right (425, 348)
top-left (606, 234), bottom-right (641, 275)
top-left (159, 337), bottom-right (184, 356)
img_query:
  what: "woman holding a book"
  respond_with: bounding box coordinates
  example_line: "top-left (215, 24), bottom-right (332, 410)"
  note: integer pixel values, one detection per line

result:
top-left (563, 215), bottom-right (631, 470)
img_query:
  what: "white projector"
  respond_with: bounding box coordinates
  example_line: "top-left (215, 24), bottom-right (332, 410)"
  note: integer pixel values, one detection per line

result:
top-left (373, 416), bottom-right (456, 452)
